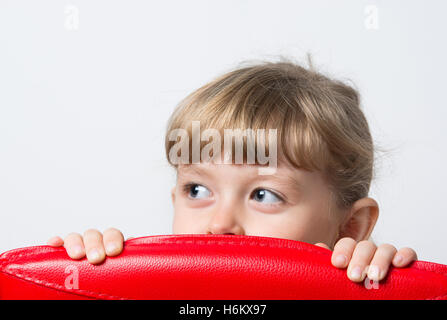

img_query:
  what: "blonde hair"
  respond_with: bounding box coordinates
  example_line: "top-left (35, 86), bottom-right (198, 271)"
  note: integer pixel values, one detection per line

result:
top-left (165, 57), bottom-right (377, 210)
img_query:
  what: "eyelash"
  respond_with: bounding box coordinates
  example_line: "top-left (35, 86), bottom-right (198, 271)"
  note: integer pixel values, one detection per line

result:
top-left (181, 183), bottom-right (285, 203)
top-left (182, 183), bottom-right (200, 196)
top-left (251, 188), bottom-right (285, 204)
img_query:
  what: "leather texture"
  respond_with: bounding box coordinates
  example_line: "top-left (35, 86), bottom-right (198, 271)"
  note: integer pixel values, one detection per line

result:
top-left (1, 234), bottom-right (447, 300)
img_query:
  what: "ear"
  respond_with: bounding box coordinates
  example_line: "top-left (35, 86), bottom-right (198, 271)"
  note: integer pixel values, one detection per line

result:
top-left (171, 186), bottom-right (176, 205)
top-left (337, 197), bottom-right (379, 242)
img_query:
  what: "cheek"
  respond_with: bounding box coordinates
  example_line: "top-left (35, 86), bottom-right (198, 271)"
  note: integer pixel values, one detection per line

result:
top-left (172, 195), bottom-right (192, 234)
top-left (172, 207), bottom-right (207, 234)
top-left (241, 211), bottom-right (307, 241)
top-left (172, 208), bottom-right (188, 234)
top-left (260, 206), bottom-right (338, 244)
top-left (294, 209), bottom-right (340, 245)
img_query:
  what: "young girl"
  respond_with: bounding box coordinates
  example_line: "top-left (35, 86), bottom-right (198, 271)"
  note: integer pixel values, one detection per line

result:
top-left (47, 58), bottom-right (417, 283)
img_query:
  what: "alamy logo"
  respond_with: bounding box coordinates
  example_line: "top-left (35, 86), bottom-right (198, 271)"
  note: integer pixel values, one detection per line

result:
top-left (168, 121), bottom-right (278, 175)
top-left (364, 5), bottom-right (379, 30)
top-left (64, 5), bottom-right (80, 31)
top-left (64, 265), bottom-right (79, 290)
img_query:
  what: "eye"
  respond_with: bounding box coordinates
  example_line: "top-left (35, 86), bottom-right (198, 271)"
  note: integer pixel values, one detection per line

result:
top-left (251, 189), bottom-right (283, 204)
top-left (183, 183), bottom-right (211, 199)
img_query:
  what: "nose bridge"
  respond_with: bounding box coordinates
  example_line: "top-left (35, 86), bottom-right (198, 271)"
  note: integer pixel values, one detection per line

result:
top-left (207, 194), bottom-right (245, 235)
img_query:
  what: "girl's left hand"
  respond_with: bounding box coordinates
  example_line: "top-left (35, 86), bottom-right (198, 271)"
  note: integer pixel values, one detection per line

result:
top-left (315, 238), bottom-right (417, 282)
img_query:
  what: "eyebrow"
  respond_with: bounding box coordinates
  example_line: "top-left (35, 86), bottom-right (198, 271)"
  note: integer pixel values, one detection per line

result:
top-left (252, 173), bottom-right (303, 190)
top-left (178, 165), bottom-right (212, 178)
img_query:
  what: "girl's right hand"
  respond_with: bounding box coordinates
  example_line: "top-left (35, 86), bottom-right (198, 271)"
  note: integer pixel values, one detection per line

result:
top-left (47, 228), bottom-right (125, 264)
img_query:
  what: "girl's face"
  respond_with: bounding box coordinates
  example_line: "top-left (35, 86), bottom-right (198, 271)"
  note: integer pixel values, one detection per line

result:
top-left (171, 161), bottom-right (346, 247)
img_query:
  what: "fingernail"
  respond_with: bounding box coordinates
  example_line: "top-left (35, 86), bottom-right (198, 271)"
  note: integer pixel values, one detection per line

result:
top-left (334, 254), bottom-right (347, 266)
top-left (106, 242), bottom-right (117, 254)
top-left (367, 265), bottom-right (380, 281)
top-left (88, 249), bottom-right (100, 261)
top-left (350, 266), bottom-right (363, 280)
top-left (394, 254), bottom-right (403, 265)
top-left (49, 236), bottom-right (59, 245)
top-left (71, 245), bottom-right (83, 257)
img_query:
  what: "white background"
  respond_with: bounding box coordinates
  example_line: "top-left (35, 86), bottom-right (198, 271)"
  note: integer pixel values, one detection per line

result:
top-left (1, 1), bottom-right (446, 264)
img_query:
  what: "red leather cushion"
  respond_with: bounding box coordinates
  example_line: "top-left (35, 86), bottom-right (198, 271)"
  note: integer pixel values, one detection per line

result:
top-left (1, 234), bottom-right (446, 300)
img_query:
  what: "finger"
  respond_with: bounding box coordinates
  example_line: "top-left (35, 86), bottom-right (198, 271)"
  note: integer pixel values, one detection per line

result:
top-left (83, 229), bottom-right (106, 264)
top-left (103, 227), bottom-right (124, 256)
top-left (63, 233), bottom-right (85, 259)
top-left (331, 237), bottom-right (357, 269)
top-left (367, 243), bottom-right (397, 281)
top-left (47, 236), bottom-right (64, 247)
top-left (347, 240), bottom-right (377, 282)
top-left (392, 247), bottom-right (418, 267)
top-left (314, 242), bottom-right (331, 250)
